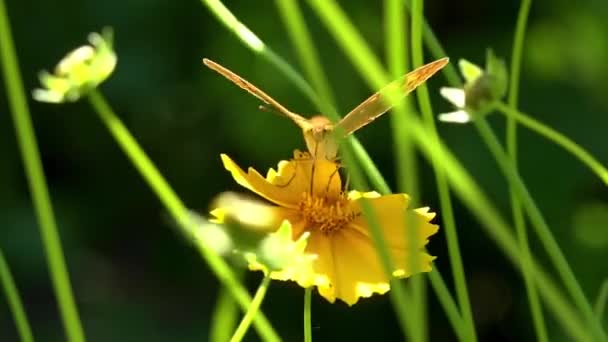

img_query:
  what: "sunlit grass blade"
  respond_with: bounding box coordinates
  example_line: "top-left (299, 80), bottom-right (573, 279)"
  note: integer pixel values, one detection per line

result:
top-left (506, 0), bottom-right (548, 341)
top-left (275, 0), bottom-right (416, 337)
top-left (473, 117), bottom-right (606, 342)
top-left (0, 1), bottom-right (85, 340)
top-left (230, 276), bottom-right (272, 342)
top-left (0, 249), bottom-right (34, 342)
top-left (86, 90), bottom-right (280, 342)
top-left (410, 0), bottom-right (476, 340)
top-left (595, 280), bottom-right (608, 320)
top-left (210, 287), bottom-right (240, 342)
top-left (496, 103), bottom-right (608, 185)
top-left (385, 0), bottom-right (426, 341)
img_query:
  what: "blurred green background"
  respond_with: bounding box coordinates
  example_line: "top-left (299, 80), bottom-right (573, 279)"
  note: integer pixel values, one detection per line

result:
top-left (1, 0), bottom-right (607, 341)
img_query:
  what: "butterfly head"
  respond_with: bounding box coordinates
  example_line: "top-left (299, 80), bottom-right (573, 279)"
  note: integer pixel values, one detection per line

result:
top-left (299, 115), bottom-right (338, 160)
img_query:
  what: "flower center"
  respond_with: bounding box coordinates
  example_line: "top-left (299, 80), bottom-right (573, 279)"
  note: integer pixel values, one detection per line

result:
top-left (298, 192), bottom-right (358, 234)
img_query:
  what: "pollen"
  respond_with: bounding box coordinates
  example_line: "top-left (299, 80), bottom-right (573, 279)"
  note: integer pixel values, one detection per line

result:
top-left (298, 192), bottom-right (358, 234)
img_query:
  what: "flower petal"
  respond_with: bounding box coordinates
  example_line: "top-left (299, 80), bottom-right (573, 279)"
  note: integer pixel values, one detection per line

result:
top-left (349, 194), bottom-right (440, 250)
top-left (440, 87), bottom-right (466, 108)
top-left (221, 154), bottom-right (300, 208)
top-left (221, 154), bottom-right (343, 207)
top-left (438, 110), bottom-right (471, 124)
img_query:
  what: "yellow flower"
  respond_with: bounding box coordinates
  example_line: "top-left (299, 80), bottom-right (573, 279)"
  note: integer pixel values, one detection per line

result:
top-left (215, 152), bottom-right (439, 305)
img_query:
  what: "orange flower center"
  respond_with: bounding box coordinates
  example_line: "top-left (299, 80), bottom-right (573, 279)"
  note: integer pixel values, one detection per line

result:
top-left (298, 192), bottom-right (358, 234)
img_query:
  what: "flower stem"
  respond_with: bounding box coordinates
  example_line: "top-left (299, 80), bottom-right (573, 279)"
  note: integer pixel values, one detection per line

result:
top-left (402, 0), bottom-right (462, 88)
top-left (304, 287), bottom-right (312, 342)
top-left (473, 117), bottom-right (606, 342)
top-left (386, 1), bottom-right (427, 341)
top-left (0, 1), bottom-right (85, 341)
top-left (411, 0), bottom-right (476, 341)
top-left (496, 102), bottom-right (608, 186)
top-left (86, 90), bottom-right (280, 342)
top-left (0, 250), bottom-right (34, 342)
top-left (210, 286), bottom-right (240, 342)
top-left (594, 279), bottom-right (608, 320)
top-left (506, 1), bottom-right (548, 341)
top-left (230, 276), bottom-right (272, 342)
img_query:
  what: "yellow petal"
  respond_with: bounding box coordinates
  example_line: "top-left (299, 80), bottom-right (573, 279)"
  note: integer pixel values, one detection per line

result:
top-left (221, 154), bottom-right (299, 208)
top-left (349, 194), bottom-right (440, 250)
top-left (330, 229), bottom-right (391, 305)
top-left (220, 154), bottom-right (343, 207)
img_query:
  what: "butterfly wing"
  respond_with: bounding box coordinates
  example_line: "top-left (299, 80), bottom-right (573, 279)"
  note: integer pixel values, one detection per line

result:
top-left (203, 58), bottom-right (310, 128)
top-left (335, 57), bottom-right (449, 137)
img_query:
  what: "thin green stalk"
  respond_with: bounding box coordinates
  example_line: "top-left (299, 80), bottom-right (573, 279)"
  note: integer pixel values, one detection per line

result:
top-left (496, 103), bottom-right (608, 185)
top-left (0, 250), bottom-right (34, 342)
top-left (427, 269), bottom-right (466, 341)
top-left (304, 287), bottom-right (312, 342)
top-left (230, 276), bottom-right (272, 342)
top-left (278, 0), bottom-right (415, 336)
top-left (473, 117), bottom-right (606, 342)
top-left (385, 0), bottom-right (419, 198)
top-left (595, 280), bottom-right (608, 320)
top-left (210, 287), bottom-right (240, 342)
top-left (405, 115), bottom-right (592, 341)
top-left (341, 144), bottom-right (417, 338)
top-left (385, 1), bottom-right (425, 340)
top-left (506, 1), bottom-right (548, 341)
top-left (411, 0), bottom-right (476, 341)
top-left (204, 0), bottom-right (390, 194)
top-left (0, 1), bottom-right (85, 341)
top-left (86, 90), bottom-right (280, 342)
top-left (401, 0), bottom-right (462, 88)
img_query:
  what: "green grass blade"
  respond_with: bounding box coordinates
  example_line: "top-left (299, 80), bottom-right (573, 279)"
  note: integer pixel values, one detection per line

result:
top-left (0, 249), bottom-right (34, 342)
top-left (210, 287), bottom-right (240, 342)
top-left (473, 117), bottom-right (606, 342)
top-left (0, 1), bottom-right (85, 340)
top-left (411, 0), bottom-right (476, 340)
top-left (230, 276), bottom-right (272, 342)
top-left (386, 0), bottom-right (426, 341)
top-left (506, 1), bottom-right (548, 341)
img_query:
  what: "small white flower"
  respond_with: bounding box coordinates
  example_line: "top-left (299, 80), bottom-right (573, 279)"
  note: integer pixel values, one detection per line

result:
top-left (438, 50), bottom-right (507, 124)
top-left (33, 28), bottom-right (116, 103)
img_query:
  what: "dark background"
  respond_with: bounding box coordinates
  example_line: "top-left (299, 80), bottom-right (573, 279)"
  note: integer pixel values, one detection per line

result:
top-left (1, 0), bottom-right (607, 341)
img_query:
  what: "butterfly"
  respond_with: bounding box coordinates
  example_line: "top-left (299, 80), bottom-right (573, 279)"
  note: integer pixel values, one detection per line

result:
top-left (203, 57), bottom-right (448, 161)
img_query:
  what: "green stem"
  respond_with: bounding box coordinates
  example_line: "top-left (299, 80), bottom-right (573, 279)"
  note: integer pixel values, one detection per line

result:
top-left (402, 0), bottom-right (462, 87)
top-left (0, 1), bottom-right (85, 341)
top-left (411, 0), bottom-right (476, 341)
top-left (0, 250), bottom-right (34, 342)
top-left (86, 90), bottom-right (280, 342)
top-left (496, 103), bottom-right (608, 185)
top-left (341, 144), bottom-right (416, 337)
top-left (210, 286), bottom-right (240, 342)
top-left (594, 279), bottom-right (608, 321)
top-left (385, 1), bottom-right (426, 341)
top-left (506, 1), bottom-right (548, 341)
top-left (304, 287), bottom-right (312, 342)
top-left (427, 269), bottom-right (466, 341)
top-left (405, 115), bottom-right (592, 341)
top-left (230, 276), bottom-right (272, 342)
top-left (473, 117), bottom-right (606, 342)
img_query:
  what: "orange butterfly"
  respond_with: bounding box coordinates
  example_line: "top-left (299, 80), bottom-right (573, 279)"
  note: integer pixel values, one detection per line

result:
top-left (204, 57), bottom-right (448, 160)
